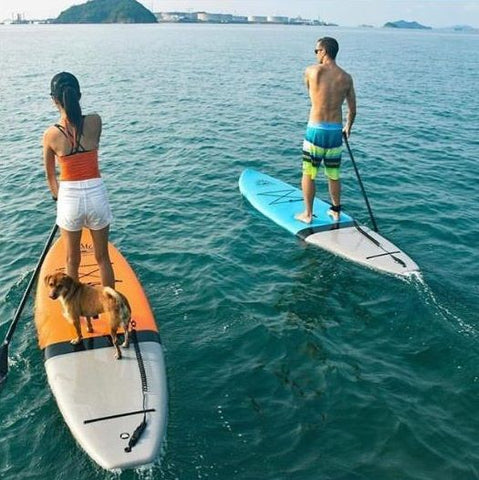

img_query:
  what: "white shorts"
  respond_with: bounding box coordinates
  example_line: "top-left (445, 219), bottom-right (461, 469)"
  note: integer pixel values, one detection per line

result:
top-left (57, 178), bottom-right (113, 232)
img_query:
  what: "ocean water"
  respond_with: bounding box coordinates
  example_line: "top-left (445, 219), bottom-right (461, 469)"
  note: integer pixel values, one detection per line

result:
top-left (0, 23), bottom-right (478, 480)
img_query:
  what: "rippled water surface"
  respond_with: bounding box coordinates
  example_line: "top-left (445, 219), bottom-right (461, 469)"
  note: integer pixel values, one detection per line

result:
top-left (0, 24), bottom-right (478, 480)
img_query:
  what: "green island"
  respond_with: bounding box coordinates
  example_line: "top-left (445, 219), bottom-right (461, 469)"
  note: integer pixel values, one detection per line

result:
top-left (384, 20), bottom-right (431, 29)
top-left (54, 0), bottom-right (157, 24)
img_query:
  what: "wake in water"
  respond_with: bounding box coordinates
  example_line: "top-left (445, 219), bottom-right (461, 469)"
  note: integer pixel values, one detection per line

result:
top-left (406, 272), bottom-right (477, 337)
top-left (104, 461), bottom-right (163, 480)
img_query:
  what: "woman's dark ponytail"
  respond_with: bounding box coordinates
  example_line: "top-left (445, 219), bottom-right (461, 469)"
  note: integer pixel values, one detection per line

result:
top-left (62, 85), bottom-right (82, 132)
top-left (50, 72), bottom-right (83, 133)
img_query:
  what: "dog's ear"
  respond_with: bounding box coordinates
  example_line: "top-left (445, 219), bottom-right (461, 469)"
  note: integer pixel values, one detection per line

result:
top-left (44, 274), bottom-right (52, 286)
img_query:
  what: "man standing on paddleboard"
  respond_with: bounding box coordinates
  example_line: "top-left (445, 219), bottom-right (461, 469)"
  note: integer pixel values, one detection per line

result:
top-left (296, 37), bottom-right (356, 224)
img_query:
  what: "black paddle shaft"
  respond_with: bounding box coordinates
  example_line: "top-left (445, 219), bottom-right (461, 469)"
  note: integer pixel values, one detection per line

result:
top-left (343, 133), bottom-right (379, 232)
top-left (0, 223), bottom-right (59, 384)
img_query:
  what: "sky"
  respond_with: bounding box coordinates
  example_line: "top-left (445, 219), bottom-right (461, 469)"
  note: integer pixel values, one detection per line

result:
top-left (1, 0), bottom-right (479, 28)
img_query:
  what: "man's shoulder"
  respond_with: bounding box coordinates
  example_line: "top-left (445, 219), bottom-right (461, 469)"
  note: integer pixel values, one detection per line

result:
top-left (337, 64), bottom-right (352, 79)
top-left (305, 63), bottom-right (325, 76)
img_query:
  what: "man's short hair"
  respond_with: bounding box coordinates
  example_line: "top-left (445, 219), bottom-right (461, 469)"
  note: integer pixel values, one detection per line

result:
top-left (318, 37), bottom-right (339, 60)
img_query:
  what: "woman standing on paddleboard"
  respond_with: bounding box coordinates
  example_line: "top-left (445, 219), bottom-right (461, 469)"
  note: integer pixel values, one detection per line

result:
top-left (42, 72), bottom-right (115, 288)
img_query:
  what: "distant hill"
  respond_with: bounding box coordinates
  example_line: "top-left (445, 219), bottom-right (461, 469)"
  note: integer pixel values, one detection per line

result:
top-left (384, 20), bottom-right (431, 30)
top-left (452, 25), bottom-right (478, 32)
top-left (54, 0), bottom-right (157, 24)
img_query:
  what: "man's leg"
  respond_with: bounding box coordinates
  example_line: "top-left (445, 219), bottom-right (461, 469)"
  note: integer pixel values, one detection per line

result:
top-left (296, 173), bottom-right (315, 224)
top-left (327, 177), bottom-right (341, 221)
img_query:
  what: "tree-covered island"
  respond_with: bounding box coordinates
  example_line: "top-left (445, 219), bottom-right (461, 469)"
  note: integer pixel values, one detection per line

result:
top-left (54, 0), bottom-right (157, 23)
top-left (384, 20), bottom-right (431, 29)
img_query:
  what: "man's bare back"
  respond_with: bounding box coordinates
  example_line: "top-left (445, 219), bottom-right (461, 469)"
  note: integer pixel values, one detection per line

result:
top-left (305, 45), bottom-right (356, 136)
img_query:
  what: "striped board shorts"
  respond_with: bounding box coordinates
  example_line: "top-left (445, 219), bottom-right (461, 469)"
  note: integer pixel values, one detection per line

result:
top-left (302, 122), bottom-right (343, 180)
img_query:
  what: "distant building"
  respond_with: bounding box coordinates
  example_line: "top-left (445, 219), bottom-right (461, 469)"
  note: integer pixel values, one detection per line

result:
top-left (10, 13), bottom-right (29, 24)
top-left (153, 10), bottom-right (320, 26)
top-left (231, 15), bottom-right (248, 23)
top-left (289, 16), bottom-right (309, 25)
top-left (248, 15), bottom-right (267, 23)
top-left (267, 16), bottom-right (289, 24)
top-left (197, 12), bottom-right (232, 23)
top-left (156, 11), bottom-right (197, 22)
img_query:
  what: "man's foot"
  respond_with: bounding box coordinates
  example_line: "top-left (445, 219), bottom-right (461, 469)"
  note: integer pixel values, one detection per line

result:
top-left (295, 212), bottom-right (313, 224)
top-left (327, 204), bottom-right (341, 222)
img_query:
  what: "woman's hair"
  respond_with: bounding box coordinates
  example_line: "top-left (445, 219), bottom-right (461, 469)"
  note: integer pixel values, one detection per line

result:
top-left (50, 72), bottom-right (83, 132)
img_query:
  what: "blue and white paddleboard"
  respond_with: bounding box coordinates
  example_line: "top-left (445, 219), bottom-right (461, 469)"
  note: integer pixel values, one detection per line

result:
top-left (239, 168), bottom-right (419, 276)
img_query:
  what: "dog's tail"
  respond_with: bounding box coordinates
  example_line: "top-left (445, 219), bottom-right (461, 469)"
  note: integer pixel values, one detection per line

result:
top-left (104, 287), bottom-right (131, 326)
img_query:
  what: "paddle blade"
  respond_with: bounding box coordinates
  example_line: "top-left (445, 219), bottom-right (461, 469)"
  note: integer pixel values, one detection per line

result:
top-left (0, 343), bottom-right (8, 386)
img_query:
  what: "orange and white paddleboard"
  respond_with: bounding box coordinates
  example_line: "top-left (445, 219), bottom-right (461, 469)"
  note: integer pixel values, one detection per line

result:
top-left (34, 229), bottom-right (167, 470)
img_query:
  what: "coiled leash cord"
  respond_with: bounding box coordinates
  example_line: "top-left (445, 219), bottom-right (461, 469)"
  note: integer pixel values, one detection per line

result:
top-left (125, 321), bottom-right (149, 453)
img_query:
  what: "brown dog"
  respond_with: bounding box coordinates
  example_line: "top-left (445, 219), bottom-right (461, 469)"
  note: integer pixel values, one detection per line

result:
top-left (44, 272), bottom-right (131, 359)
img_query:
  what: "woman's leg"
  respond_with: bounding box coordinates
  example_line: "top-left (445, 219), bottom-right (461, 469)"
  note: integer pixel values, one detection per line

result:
top-left (90, 226), bottom-right (115, 288)
top-left (60, 228), bottom-right (82, 281)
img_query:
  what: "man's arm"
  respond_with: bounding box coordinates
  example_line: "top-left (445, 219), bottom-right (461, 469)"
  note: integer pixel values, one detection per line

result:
top-left (304, 66), bottom-right (311, 91)
top-left (343, 78), bottom-right (356, 138)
